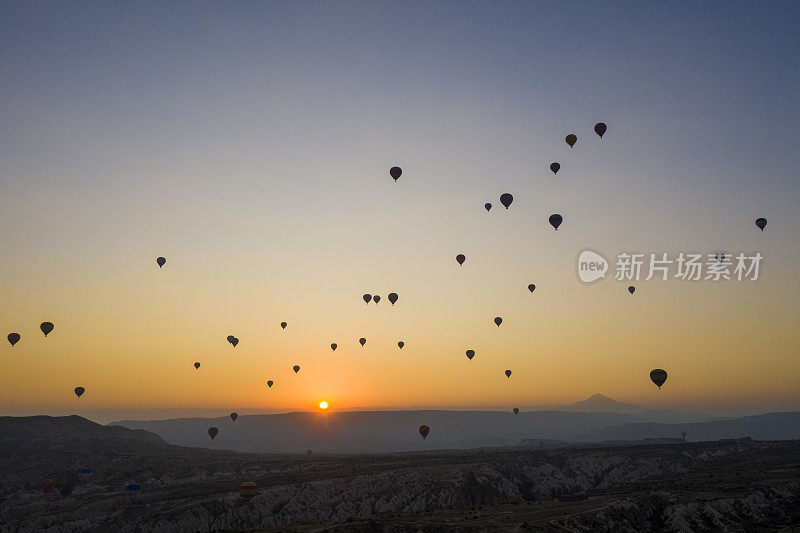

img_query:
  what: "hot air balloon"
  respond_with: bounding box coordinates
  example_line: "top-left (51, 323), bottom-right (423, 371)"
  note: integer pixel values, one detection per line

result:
top-left (594, 123), bottom-right (607, 138)
top-left (628, 286), bottom-right (635, 294)
top-left (528, 284), bottom-right (536, 293)
top-left (74, 387), bottom-right (85, 397)
top-left (359, 337), bottom-right (366, 347)
top-left (125, 483), bottom-right (141, 499)
top-left (419, 425), bottom-right (430, 439)
top-left (79, 468), bottom-right (93, 478)
top-left (466, 349), bottom-right (475, 360)
top-left (513, 408), bottom-right (519, 415)
top-left (230, 412), bottom-right (238, 422)
top-left (550, 163), bottom-right (560, 175)
top-left (293, 365), bottom-right (300, 373)
top-left (549, 214), bottom-right (563, 230)
top-left (280, 322), bottom-right (287, 329)
top-left (331, 343), bottom-right (337, 351)
top-left (456, 254), bottom-right (466, 266)
top-left (40, 479), bottom-right (55, 495)
top-left (388, 293), bottom-right (398, 305)
top-left (40, 322), bottom-right (54, 337)
top-left (156, 257), bottom-right (166, 268)
top-left (650, 369), bottom-right (668, 389)
top-left (231, 337), bottom-right (239, 347)
top-left (240, 481), bottom-right (258, 501)
top-left (505, 370), bottom-right (512, 378)
top-left (194, 362), bottom-right (200, 369)
top-left (389, 166), bottom-right (402, 181)
top-left (267, 380), bottom-right (274, 388)
top-left (7, 333), bottom-right (20, 346)
top-left (363, 294), bottom-right (372, 304)
top-left (208, 427), bottom-right (218, 440)
top-left (484, 203), bottom-right (492, 212)
top-left (397, 341), bottom-right (404, 349)
top-left (565, 134), bottom-right (577, 147)
top-left (755, 217), bottom-right (767, 231)
top-left (494, 317), bottom-right (502, 327)
top-left (500, 193), bottom-right (513, 209)
top-left (373, 295), bottom-right (381, 304)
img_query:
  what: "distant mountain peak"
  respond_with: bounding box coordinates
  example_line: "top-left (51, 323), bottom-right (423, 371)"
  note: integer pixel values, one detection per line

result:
top-left (567, 394), bottom-right (642, 413)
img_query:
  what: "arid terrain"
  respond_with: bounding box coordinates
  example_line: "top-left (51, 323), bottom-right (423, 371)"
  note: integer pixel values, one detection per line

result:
top-left (2, 415), bottom-right (800, 531)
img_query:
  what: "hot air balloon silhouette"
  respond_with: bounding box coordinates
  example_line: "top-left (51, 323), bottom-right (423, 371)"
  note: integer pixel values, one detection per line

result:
top-left (466, 349), bottom-right (475, 360)
top-left (500, 193), bottom-right (513, 209)
top-left (494, 317), bottom-right (503, 327)
top-left (125, 483), bottom-right (141, 500)
top-left (628, 286), bottom-right (636, 294)
top-left (267, 380), bottom-right (274, 388)
top-left (208, 427), bottom-right (218, 440)
top-left (330, 343), bottom-right (337, 351)
top-left (388, 293), bottom-right (398, 305)
top-left (293, 365), bottom-right (300, 373)
top-left (419, 425), bottom-right (430, 439)
top-left (456, 254), bottom-right (466, 266)
top-left (550, 163), bottom-right (560, 175)
top-left (650, 369), bottom-right (668, 389)
top-left (389, 166), bottom-right (402, 181)
top-left (227, 335), bottom-right (237, 347)
top-left (40, 322), bottom-right (54, 337)
top-left (41, 479), bottom-right (55, 495)
top-left (359, 337), bottom-right (366, 347)
top-left (505, 370), bottom-right (512, 378)
top-left (373, 295), bottom-right (381, 304)
top-left (280, 322), bottom-right (287, 329)
top-left (230, 412), bottom-right (238, 422)
top-left (549, 214), bottom-right (563, 230)
top-left (565, 134), bottom-right (577, 147)
top-left (156, 257), bottom-right (166, 268)
top-left (397, 341), bottom-right (404, 349)
top-left (7, 333), bottom-right (20, 346)
top-left (513, 408), bottom-right (519, 415)
top-left (74, 387), bottom-right (85, 397)
top-left (240, 481), bottom-right (258, 501)
top-left (528, 284), bottom-right (536, 293)
top-left (484, 203), bottom-right (492, 212)
top-left (363, 294), bottom-right (372, 304)
top-left (755, 217), bottom-right (767, 231)
top-left (594, 122), bottom-right (607, 138)
top-left (194, 362), bottom-right (200, 369)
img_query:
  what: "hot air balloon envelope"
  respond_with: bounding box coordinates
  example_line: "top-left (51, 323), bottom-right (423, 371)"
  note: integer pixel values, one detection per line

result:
top-left (40, 322), bottom-right (54, 336)
top-left (419, 425), bottom-right (430, 439)
top-left (156, 257), bottom-right (166, 268)
top-left (650, 369), bottom-right (668, 388)
top-left (549, 214), bottom-right (563, 230)
top-left (505, 370), bottom-right (512, 378)
top-left (466, 349), bottom-right (475, 360)
top-left (388, 293), bottom-right (398, 305)
top-left (594, 123), bottom-right (607, 138)
top-left (230, 412), bottom-right (238, 422)
top-left (565, 134), bottom-right (577, 147)
top-left (330, 343), bottom-right (337, 351)
top-left (208, 427), bottom-right (218, 440)
top-left (359, 337), bottom-right (366, 346)
top-left (389, 166), bottom-right (402, 181)
top-left (484, 203), bottom-right (492, 212)
top-left (513, 408), bottom-right (519, 415)
top-left (397, 341), bottom-right (404, 349)
top-left (7, 333), bottom-right (20, 346)
top-left (755, 217), bottom-right (767, 231)
top-left (240, 481), bottom-right (258, 500)
top-left (550, 163), bottom-right (560, 175)
top-left (500, 193), bottom-right (513, 209)
top-left (74, 387), bottom-right (85, 397)
top-left (494, 317), bottom-right (502, 327)
top-left (293, 365), bottom-right (300, 373)
top-left (628, 286), bottom-right (636, 294)
top-left (363, 294), bottom-right (372, 304)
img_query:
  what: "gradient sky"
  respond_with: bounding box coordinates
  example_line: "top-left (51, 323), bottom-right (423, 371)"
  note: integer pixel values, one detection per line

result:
top-left (2, 2), bottom-right (799, 423)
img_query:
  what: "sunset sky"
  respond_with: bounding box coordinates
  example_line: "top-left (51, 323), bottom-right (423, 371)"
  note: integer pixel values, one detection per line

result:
top-left (2, 2), bottom-right (799, 423)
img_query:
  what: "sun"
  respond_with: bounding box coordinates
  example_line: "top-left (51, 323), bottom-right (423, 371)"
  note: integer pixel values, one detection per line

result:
top-left (319, 401), bottom-right (328, 410)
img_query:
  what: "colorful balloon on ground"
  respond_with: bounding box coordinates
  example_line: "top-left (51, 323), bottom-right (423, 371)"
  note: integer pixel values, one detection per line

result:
top-left (397, 341), bottom-right (404, 349)
top-left (549, 214), bottom-right (563, 230)
top-left (494, 317), bottom-right (502, 327)
top-left (456, 254), bottom-right (466, 265)
top-left (359, 337), bottom-right (366, 347)
top-left (528, 284), bottom-right (536, 293)
top-left (41, 479), bottom-right (55, 495)
top-left (484, 203), bottom-right (492, 212)
top-left (156, 257), bottom-right (166, 268)
top-left (466, 349), bottom-right (475, 360)
top-left (230, 412), bottom-right (238, 422)
top-left (594, 122), bottom-right (607, 138)
top-left (389, 166), bottom-right (402, 181)
top-left (755, 217), bottom-right (767, 231)
top-left (388, 293), bottom-right (398, 305)
top-left (628, 286), bottom-right (636, 294)
top-left (267, 380), bottom-right (274, 388)
top-left (500, 193), bottom-right (513, 209)
top-left (7, 333), bottom-right (20, 346)
top-left (505, 370), bottom-right (512, 378)
top-left (565, 134), bottom-right (577, 147)
top-left (194, 362), bottom-right (200, 369)
top-left (240, 481), bottom-right (258, 500)
top-left (363, 294), bottom-right (372, 304)
top-left (419, 425), bottom-right (430, 439)
top-left (40, 322), bottom-right (54, 336)
top-left (650, 369), bottom-right (668, 389)
top-left (330, 343), bottom-right (337, 351)
top-left (293, 365), bottom-right (300, 373)
top-left (280, 322), bottom-right (287, 329)
top-left (74, 387), bottom-right (85, 397)
top-left (513, 408), bottom-right (519, 415)
top-left (208, 427), bottom-right (218, 440)
top-left (550, 163), bottom-right (560, 175)
top-left (373, 295), bottom-right (381, 304)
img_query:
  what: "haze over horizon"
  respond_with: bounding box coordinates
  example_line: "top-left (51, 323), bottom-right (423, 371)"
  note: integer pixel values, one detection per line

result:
top-left (2, 2), bottom-right (800, 424)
